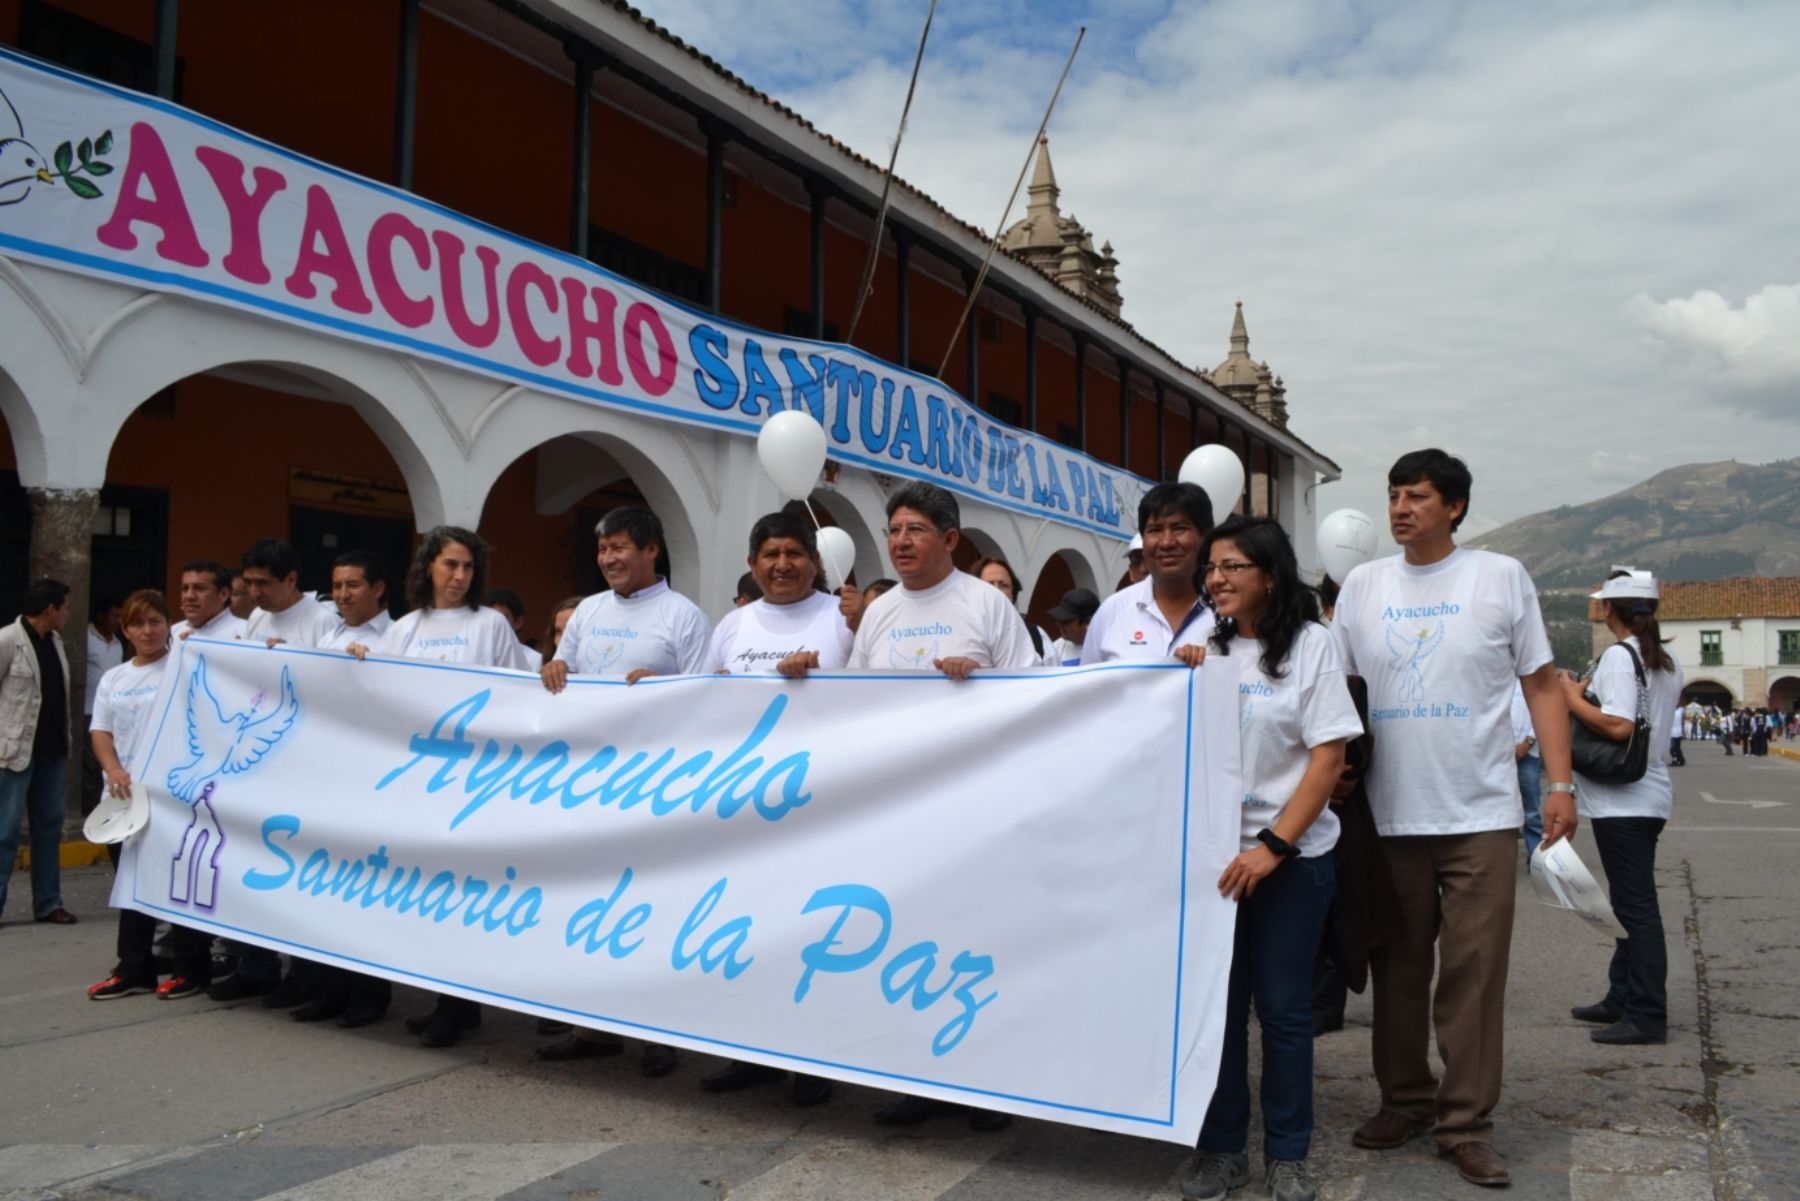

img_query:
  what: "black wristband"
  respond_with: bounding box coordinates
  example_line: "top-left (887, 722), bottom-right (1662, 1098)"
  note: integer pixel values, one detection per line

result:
top-left (1256, 828), bottom-right (1300, 858)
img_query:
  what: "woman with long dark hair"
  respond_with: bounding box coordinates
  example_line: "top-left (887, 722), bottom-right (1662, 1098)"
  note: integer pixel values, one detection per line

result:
top-left (1562, 568), bottom-right (1684, 1045)
top-left (346, 526), bottom-right (530, 1047)
top-left (1183, 516), bottom-right (1360, 1201)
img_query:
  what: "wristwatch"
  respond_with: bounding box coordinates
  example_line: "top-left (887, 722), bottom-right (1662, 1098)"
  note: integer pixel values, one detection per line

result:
top-left (1545, 781), bottom-right (1577, 797)
top-left (1256, 828), bottom-right (1300, 858)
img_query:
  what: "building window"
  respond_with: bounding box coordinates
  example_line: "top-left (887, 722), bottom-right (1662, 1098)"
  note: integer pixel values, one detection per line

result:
top-left (782, 307), bottom-right (839, 344)
top-left (18, 0), bottom-right (178, 97)
top-left (1780, 630), bottom-right (1800, 665)
top-left (985, 392), bottom-right (1022, 427)
top-left (587, 225), bottom-right (706, 307)
top-left (1054, 422), bottom-right (1081, 449)
top-left (1700, 630), bottom-right (1723, 667)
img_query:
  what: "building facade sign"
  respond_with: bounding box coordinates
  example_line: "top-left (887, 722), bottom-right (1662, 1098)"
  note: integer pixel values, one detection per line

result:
top-left (0, 51), bottom-right (1144, 539)
top-left (117, 638), bottom-right (1240, 1141)
top-left (288, 467), bottom-right (411, 515)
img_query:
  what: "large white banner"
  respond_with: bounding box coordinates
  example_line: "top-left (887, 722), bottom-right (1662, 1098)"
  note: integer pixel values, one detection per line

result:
top-left (114, 638), bottom-right (1240, 1143)
top-left (0, 50), bottom-right (1147, 539)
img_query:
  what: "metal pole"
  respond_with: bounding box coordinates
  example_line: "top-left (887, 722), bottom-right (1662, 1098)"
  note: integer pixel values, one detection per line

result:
top-left (705, 123), bottom-right (723, 314)
top-left (153, 0), bottom-right (179, 100)
top-left (568, 49), bottom-right (594, 256)
top-left (810, 183), bottom-right (827, 338)
top-left (1023, 309), bottom-right (1038, 432)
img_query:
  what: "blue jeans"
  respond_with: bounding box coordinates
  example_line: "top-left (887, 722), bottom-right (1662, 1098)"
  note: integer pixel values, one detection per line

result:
top-left (1591, 817), bottom-right (1667, 1033)
top-left (1199, 852), bottom-right (1336, 1161)
top-left (0, 755), bottom-right (67, 920)
top-left (1517, 755), bottom-right (1543, 852)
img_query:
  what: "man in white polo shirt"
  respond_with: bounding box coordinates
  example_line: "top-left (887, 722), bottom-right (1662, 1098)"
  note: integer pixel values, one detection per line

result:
top-left (780, 481), bottom-right (1034, 1131)
top-left (317, 550), bottom-right (393, 653)
top-left (170, 560), bottom-right (248, 643)
top-left (538, 504), bottom-right (709, 1075)
top-left (1329, 449), bottom-right (1573, 1189)
top-left (1082, 482), bottom-right (1215, 667)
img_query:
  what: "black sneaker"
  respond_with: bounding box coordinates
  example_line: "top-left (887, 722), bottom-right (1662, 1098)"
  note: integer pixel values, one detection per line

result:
top-left (88, 975), bottom-right (153, 1001)
top-left (207, 974), bottom-right (275, 1002)
top-left (261, 976), bottom-right (314, 1010)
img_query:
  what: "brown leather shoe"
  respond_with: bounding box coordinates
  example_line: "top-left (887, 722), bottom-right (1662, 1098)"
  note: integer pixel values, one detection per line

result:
top-left (1442, 1141), bottom-right (1510, 1187)
top-left (1352, 1109), bottom-right (1428, 1149)
top-left (35, 908), bottom-right (77, 925)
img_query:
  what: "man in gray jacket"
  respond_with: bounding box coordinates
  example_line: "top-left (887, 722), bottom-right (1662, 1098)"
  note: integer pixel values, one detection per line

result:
top-left (0, 577), bottom-right (77, 925)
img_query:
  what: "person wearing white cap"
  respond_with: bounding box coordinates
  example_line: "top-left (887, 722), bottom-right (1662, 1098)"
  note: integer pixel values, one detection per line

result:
top-left (1121, 532), bottom-right (1149, 589)
top-left (1561, 568), bottom-right (1684, 1046)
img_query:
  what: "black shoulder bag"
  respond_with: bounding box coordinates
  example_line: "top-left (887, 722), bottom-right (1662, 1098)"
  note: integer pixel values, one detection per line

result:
top-left (1569, 641), bottom-right (1652, 784)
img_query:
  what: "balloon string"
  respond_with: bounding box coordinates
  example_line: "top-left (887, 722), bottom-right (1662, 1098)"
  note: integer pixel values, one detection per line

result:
top-left (803, 498), bottom-right (850, 591)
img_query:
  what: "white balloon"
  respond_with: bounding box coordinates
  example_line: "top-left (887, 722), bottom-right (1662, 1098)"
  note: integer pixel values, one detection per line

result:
top-left (1177, 445), bottom-right (1245, 518)
top-left (1316, 508), bottom-right (1379, 583)
top-left (815, 526), bottom-right (856, 592)
top-left (757, 410), bottom-right (828, 500)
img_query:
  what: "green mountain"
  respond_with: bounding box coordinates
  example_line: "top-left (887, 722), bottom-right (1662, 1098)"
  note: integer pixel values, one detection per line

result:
top-left (1471, 458), bottom-right (1800, 592)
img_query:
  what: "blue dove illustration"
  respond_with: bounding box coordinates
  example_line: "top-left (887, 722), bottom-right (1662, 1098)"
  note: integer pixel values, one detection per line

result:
top-left (1386, 620), bottom-right (1445, 703)
top-left (167, 657), bottom-right (300, 802)
top-left (0, 89), bottom-right (52, 207)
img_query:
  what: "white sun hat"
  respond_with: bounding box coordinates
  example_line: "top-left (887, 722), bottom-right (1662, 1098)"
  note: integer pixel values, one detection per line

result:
top-left (1591, 568), bottom-right (1659, 602)
top-left (83, 779), bottom-right (150, 844)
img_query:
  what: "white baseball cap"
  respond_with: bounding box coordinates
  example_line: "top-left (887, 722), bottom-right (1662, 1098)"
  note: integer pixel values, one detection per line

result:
top-left (1124, 533), bottom-right (1143, 558)
top-left (1591, 568), bottom-right (1659, 602)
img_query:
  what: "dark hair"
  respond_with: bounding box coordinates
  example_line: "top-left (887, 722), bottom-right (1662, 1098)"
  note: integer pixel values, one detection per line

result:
top-left (21, 577), bottom-right (69, 616)
top-left (332, 550), bottom-right (387, 588)
top-left (483, 588), bottom-right (525, 619)
top-left (1201, 515), bottom-right (1320, 680)
top-left (119, 588), bottom-right (171, 629)
top-left (864, 578), bottom-right (898, 600)
top-left (406, 526), bottom-right (488, 611)
top-left (1602, 571), bottom-right (1674, 675)
top-left (886, 481), bottom-right (959, 533)
top-left (735, 572), bottom-right (763, 603)
top-left (971, 556), bottom-right (1023, 603)
top-left (180, 559), bottom-right (231, 592)
top-left (1388, 448), bottom-right (1472, 533)
top-left (748, 511), bottom-right (817, 558)
top-left (541, 594), bottom-right (584, 656)
top-left (89, 594), bottom-right (121, 621)
top-left (1317, 573), bottom-right (1340, 612)
top-left (1137, 481), bottom-right (1214, 537)
top-left (241, 538), bottom-right (302, 582)
top-left (596, 505), bottom-right (663, 551)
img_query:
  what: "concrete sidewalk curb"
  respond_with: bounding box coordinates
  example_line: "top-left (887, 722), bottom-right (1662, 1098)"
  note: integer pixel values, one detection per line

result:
top-left (14, 840), bottom-right (112, 870)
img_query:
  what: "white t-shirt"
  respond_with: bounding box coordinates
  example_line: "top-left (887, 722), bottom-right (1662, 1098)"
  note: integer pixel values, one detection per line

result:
top-left (90, 656), bottom-right (170, 785)
top-left (1229, 623), bottom-right (1362, 856)
top-left (519, 643), bottom-right (543, 671)
top-left (1331, 548), bottom-right (1553, 836)
top-left (84, 626), bottom-right (124, 715)
top-left (1050, 637), bottom-right (1084, 668)
top-left (1509, 681), bottom-right (1540, 760)
top-left (172, 609), bottom-right (248, 643)
top-left (379, 606), bottom-right (533, 669)
top-left (1079, 578), bottom-right (1215, 664)
top-left (243, 594), bottom-right (338, 650)
top-left (705, 591), bottom-right (853, 674)
top-left (848, 570), bottom-right (1038, 671)
top-left (1576, 636), bottom-right (1685, 820)
top-left (317, 611), bottom-right (393, 652)
top-left (555, 580), bottom-right (711, 678)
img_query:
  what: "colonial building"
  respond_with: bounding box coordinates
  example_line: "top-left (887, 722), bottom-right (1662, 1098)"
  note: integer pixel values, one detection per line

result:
top-left (0, 0), bottom-right (1339, 823)
top-left (1590, 577), bottom-right (1800, 711)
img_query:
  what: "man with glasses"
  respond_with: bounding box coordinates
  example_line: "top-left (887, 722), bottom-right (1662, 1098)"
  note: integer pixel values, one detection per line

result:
top-left (1083, 483), bottom-right (1215, 668)
top-left (778, 481), bottom-right (1033, 1130)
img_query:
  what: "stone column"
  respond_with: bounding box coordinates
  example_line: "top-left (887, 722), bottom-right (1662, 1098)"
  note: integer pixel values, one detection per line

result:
top-left (27, 486), bottom-right (100, 835)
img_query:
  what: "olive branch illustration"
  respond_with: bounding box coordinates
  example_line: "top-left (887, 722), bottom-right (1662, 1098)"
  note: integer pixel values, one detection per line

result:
top-left (44, 129), bottom-right (114, 199)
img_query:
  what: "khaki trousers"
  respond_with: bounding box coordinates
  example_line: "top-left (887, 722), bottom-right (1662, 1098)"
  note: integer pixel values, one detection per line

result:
top-left (1369, 829), bottom-right (1516, 1149)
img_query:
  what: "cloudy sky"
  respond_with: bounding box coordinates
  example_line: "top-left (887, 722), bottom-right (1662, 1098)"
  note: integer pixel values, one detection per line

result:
top-left (633, 0), bottom-right (1800, 534)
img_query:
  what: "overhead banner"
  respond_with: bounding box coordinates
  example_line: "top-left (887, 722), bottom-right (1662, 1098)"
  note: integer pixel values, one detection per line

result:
top-left (0, 50), bottom-right (1144, 538)
top-left (113, 638), bottom-right (1240, 1143)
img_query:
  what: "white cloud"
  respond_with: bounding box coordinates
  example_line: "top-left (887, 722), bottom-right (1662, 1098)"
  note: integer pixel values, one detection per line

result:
top-left (631, 0), bottom-right (1800, 528)
top-left (1626, 284), bottom-right (1800, 403)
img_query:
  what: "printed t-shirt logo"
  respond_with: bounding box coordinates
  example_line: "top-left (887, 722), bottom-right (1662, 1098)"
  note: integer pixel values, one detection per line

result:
top-left (1385, 619), bottom-right (1444, 703)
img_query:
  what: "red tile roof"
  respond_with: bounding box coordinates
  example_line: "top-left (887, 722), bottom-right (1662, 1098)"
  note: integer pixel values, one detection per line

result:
top-left (1587, 577), bottom-right (1800, 621)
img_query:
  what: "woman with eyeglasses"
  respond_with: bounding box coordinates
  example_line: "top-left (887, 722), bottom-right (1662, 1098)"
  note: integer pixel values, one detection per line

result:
top-left (1182, 516), bottom-right (1361, 1201)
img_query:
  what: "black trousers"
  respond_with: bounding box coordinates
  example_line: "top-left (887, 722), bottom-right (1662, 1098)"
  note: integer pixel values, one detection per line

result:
top-left (1591, 816), bottom-right (1667, 1033)
top-left (115, 908), bottom-right (211, 986)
